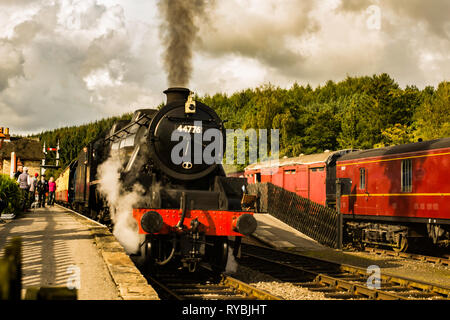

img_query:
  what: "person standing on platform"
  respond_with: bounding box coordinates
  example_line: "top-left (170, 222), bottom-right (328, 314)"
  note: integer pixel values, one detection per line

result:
top-left (17, 167), bottom-right (30, 212)
top-left (37, 175), bottom-right (49, 208)
top-left (14, 166), bottom-right (23, 180)
top-left (29, 173), bottom-right (38, 206)
top-left (48, 177), bottom-right (56, 207)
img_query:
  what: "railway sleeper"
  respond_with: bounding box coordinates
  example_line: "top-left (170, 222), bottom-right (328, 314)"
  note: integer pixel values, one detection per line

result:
top-left (294, 281), bottom-right (327, 288)
top-left (394, 291), bottom-right (441, 299)
top-left (174, 288), bottom-right (237, 295)
top-left (182, 294), bottom-right (249, 300)
top-left (308, 286), bottom-right (340, 293)
top-left (324, 292), bottom-right (361, 299)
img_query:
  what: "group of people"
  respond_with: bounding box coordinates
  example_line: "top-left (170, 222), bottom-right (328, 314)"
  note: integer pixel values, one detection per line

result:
top-left (14, 167), bottom-right (57, 212)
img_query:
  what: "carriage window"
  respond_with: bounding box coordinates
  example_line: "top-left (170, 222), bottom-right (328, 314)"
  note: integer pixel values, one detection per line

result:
top-left (401, 159), bottom-right (412, 192)
top-left (284, 170), bottom-right (296, 174)
top-left (359, 168), bottom-right (366, 190)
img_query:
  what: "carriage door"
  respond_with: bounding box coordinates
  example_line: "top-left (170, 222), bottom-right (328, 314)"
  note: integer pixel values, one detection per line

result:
top-left (309, 166), bottom-right (326, 205)
top-left (283, 169), bottom-right (296, 193)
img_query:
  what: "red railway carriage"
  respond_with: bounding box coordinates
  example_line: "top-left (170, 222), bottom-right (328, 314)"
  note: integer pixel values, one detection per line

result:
top-left (337, 137), bottom-right (450, 249)
top-left (245, 150), bottom-right (353, 206)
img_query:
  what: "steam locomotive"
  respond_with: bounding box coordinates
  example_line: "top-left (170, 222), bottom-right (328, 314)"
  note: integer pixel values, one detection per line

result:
top-left (56, 88), bottom-right (257, 272)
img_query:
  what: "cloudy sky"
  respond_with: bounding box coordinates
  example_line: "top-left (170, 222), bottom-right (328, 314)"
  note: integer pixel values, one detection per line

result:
top-left (0, 0), bottom-right (449, 136)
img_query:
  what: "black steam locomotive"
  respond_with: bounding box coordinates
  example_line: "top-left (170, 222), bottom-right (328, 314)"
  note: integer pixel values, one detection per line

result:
top-left (59, 88), bottom-right (257, 272)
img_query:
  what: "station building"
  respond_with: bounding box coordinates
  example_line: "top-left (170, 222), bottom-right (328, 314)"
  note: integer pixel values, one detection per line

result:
top-left (0, 129), bottom-right (43, 178)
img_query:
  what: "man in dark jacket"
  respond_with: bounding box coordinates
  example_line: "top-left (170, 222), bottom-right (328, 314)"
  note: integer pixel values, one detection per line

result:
top-left (14, 166), bottom-right (23, 179)
top-left (37, 175), bottom-right (49, 208)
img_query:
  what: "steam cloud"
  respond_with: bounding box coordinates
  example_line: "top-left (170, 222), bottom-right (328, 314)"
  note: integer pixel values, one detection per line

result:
top-left (97, 154), bottom-right (145, 254)
top-left (158, 0), bottom-right (212, 87)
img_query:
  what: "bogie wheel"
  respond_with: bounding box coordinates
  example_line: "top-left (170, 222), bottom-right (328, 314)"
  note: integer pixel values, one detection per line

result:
top-left (393, 236), bottom-right (408, 252)
top-left (137, 240), bottom-right (155, 272)
top-left (207, 236), bottom-right (229, 273)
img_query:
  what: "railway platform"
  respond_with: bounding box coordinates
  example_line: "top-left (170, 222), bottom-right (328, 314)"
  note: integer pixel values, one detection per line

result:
top-left (251, 213), bottom-right (326, 251)
top-left (0, 205), bottom-right (159, 300)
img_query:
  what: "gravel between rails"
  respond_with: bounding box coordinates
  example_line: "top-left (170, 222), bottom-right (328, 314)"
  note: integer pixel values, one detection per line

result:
top-left (227, 264), bottom-right (334, 300)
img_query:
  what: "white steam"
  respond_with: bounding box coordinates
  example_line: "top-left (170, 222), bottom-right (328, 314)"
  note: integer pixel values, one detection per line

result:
top-left (97, 154), bottom-right (145, 254)
top-left (225, 246), bottom-right (238, 274)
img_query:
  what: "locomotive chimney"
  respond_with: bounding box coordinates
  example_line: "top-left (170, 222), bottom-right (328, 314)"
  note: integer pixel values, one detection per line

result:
top-left (164, 87), bottom-right (191, 104)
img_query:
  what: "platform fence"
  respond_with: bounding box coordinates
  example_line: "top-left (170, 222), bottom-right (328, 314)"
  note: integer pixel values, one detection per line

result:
top-left (247, 183), bottom-right (340, 248)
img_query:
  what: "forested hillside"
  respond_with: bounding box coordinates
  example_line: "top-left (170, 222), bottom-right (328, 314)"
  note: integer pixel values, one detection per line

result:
top-left (33, 74), bottom-right (449, 175)
top-left (200, 74), bottom-right (449, 157)
top-left (32, 113), bottom-right (133, 178)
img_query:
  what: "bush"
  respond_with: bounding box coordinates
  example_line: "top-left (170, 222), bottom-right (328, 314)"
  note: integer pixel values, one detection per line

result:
top-left (0, 174), bottom-right (21, 214)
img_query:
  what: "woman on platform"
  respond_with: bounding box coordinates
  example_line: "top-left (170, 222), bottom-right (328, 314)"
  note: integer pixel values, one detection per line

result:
top-left (48, 177), bottom-right (56, 207)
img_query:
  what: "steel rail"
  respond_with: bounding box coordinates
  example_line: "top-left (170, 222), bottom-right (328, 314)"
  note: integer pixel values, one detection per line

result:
top-left (221, 274), bottom-right (281, 300)
top-left (239, 243), bottom-right (450, 300)
top-left (363, 247), bottom-right (450, 267)
top-left (144, 266), bottom-right (282, 300)
top-left (242, 252), bottom-right (406, 300)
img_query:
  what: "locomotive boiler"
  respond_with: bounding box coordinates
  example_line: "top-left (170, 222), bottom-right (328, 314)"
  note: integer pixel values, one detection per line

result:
top-left (60, 88), bottom-right (257, 272)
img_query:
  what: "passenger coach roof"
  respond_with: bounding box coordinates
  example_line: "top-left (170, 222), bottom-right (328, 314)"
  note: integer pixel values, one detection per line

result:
top-left (339, 137), bottom-right (450, 162)
top-left (246, 150), bottom-right (343, 170)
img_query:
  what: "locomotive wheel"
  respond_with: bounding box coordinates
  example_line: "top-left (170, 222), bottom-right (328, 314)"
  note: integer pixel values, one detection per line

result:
top-left (137, 240), bottom-right (155, 272)
top-left (393, 236), bottom-right (408, 252)
top-left (207, 236), bottom-right (229, 273)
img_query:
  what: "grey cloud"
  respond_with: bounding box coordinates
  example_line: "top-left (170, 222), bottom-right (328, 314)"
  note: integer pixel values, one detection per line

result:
top-left (339, 0), bottom-right (450, 38)
top-left (0, 0), bottom-right (162, 135)
top-left (196, 0), bottom-right (318, 75)
top-left (0, 0), bottom-right (40, 6)
top-left (194, 0), bottom-right (449, 88)
top-left (0, 40), bottom-right (24, 92)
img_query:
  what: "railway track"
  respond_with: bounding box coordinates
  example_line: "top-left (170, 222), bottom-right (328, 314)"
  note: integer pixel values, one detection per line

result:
top-left (362, 247), bottom-right (450, 267)
top-left (237, 243), bottom-right (450, 300)
top-left (142, 266), bottom-right (281, 300)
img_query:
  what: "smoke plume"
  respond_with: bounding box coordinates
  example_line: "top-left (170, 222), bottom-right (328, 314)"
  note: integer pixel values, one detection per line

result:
top-left (97, 154), bottom-right (145, 254)
top-left (158, 0), bottom-right (212, 87)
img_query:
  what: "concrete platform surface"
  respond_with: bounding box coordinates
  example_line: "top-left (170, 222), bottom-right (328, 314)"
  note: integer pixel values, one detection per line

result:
top-left (252, 213), bottom-right (326, 251)
top-left (0, 206), bottom-right (159, 300)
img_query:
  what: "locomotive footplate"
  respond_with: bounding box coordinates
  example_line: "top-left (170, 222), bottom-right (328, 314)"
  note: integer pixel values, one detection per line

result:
top-left (132, 208), bottom-right (257, 237)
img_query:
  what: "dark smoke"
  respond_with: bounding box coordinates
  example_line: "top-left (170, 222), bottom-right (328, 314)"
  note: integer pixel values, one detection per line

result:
top-left (158, 0), bottom-right (211, 87)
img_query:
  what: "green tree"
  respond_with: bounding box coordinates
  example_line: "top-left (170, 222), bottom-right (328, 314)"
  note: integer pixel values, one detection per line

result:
top-left (414, 81), bottom-right (450, 140)
top-left (374, 124), bottom-right (415, 148)
top-left (337, 93), bottom-right (382, 149)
